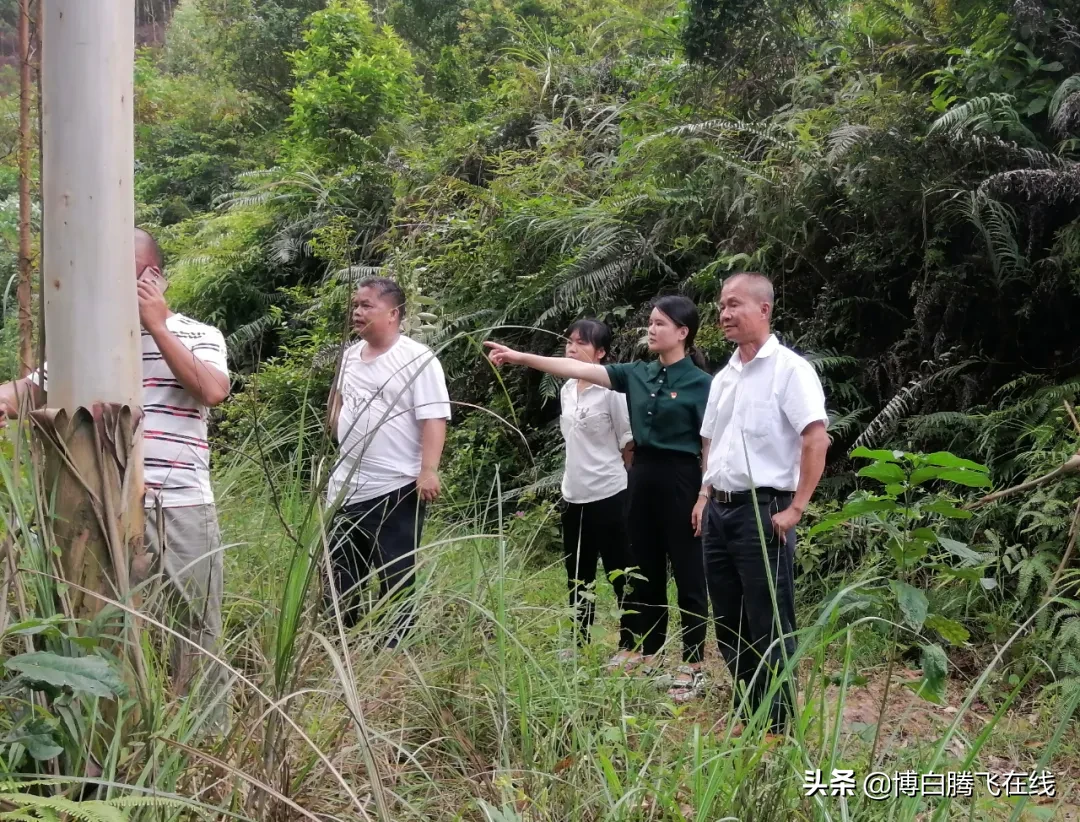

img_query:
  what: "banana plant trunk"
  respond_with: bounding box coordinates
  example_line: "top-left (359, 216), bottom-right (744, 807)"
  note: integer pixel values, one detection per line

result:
top-left (38, 0), bottom-right (143, 645)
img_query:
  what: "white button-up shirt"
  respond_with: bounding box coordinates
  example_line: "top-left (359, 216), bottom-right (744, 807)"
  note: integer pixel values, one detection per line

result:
top-left (701, 334), bottom-right (827, 492)
top-left (560, 379), bottom-right (633, 504)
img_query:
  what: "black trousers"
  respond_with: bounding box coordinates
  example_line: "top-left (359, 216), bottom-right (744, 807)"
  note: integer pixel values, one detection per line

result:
top-left (562, 489), bottom-right (632, 649)
top-left (704, 494), bottom-right (797, 731)
top-left (625, 448), bottom-right (709, 663)
top-left (327, 483), bottom-right (426, 640)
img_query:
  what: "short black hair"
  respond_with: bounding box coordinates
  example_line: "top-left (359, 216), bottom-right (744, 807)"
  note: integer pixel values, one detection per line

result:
top-left (135, 227), bottom-right (164, 269)
top-left (356, 276), bottom-right (407, 319)
top-left (566, 318), bottom-right (613, 360)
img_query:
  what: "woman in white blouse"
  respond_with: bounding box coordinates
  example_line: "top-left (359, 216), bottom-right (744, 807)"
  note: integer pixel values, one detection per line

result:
top-left (559, 319), bottom-right (634, 662)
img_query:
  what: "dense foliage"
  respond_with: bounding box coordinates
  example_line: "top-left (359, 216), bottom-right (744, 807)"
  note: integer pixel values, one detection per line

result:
top-left (128, 2), bottom-right (1078, 479)
top-left (0, 2), bottom-right (1079, 817)
top-left (3, 0), bottom-right (1080, 709)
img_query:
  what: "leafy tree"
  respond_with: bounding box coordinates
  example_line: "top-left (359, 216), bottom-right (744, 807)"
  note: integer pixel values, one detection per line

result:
top-left (387, 0), bottom-right (469, 59)
top-left (167, 0), bottom-right (327, 120)
top-left (286, 0), bottom-right (419, 166)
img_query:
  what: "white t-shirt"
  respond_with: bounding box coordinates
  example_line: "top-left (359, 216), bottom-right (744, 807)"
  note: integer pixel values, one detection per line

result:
top-left (33, 314), bottom-right (229, 509)
top-left (701, 334), bottom-right (827, 492)
top-left (328, 335), bottom-right (452, 505)
top-left (560, 379), bottom-right (632, 504)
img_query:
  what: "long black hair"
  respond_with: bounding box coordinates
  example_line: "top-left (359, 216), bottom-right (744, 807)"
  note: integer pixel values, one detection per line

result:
top-left (566, 318), bottom-right (613, 362)
top-left (651, 295), bottom-right (707, 369)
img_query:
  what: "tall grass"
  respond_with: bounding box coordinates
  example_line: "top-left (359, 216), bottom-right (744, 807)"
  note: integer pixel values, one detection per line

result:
top-left (0, 409), bottom-right (1077, 821)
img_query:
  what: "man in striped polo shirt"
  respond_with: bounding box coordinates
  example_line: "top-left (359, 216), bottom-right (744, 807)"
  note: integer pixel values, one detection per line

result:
top-left (0, 228), bottom-right (232, 731)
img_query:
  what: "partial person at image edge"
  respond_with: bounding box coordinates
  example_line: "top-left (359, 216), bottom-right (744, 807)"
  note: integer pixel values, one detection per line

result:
top-left (0, 227), bottom-right (233, 735)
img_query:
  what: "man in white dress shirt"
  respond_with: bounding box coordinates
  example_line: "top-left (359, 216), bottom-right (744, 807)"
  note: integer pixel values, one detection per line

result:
top-left (691, 272), bottom-right (829, 734)
top-left (327, 277), bottom-right (451, 646)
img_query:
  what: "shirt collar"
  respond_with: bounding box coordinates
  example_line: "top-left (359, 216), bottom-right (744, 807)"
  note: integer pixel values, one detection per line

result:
top-left (726, 333), bottom-right (779, 372)
top-left (565, 378), bottom-right (602, 394)
top-left (646, 355), bottom-right (694, 380)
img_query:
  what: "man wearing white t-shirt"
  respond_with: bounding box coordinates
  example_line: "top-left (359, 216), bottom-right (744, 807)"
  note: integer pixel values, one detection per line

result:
top-left (691, 272), bottom-right (830, 735)
top-left (0, 229), bottom-right (232, 730)
top-left (327, 277), bottom-right (451, 645)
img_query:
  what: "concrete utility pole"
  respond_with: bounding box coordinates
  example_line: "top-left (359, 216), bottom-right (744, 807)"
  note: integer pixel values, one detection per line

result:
top-left (37, 0), bottom-right (144, 627)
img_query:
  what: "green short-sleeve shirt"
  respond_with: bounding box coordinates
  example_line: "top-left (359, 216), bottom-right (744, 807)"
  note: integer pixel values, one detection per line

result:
top-left (605, 357), bottom-right (712, 456)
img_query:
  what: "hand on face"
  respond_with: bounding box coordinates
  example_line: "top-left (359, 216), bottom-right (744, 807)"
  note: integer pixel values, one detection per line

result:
top-left (137, 274), bottom-right (169, 332)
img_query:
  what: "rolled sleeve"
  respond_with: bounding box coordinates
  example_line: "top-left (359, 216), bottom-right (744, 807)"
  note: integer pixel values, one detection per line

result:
top-left (412, 352), bottom-right (452, 421)
top-left (610, 390), bottom-right (633, 449)
top-left (781, 360), bottom-right (828, 435)
top-left (604, 363), bottom-right (631, 394)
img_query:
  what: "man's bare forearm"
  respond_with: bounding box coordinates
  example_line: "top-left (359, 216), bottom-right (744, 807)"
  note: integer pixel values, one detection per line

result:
top-left (148, 325), bottom-right (229, 407)
top-left (792, 422), bottom-right (828, 514)
top-left (699, 438), bottom-right (712, 493)
top-left (420, 418), bottom-right (447, 474)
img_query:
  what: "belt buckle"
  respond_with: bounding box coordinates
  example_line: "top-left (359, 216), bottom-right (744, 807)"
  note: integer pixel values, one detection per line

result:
top-left (712, 488), bottom-right (732, 504)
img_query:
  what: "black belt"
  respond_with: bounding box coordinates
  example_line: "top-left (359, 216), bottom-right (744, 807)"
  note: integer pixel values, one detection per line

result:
top-left (709, 487), bottom-right (791, 505)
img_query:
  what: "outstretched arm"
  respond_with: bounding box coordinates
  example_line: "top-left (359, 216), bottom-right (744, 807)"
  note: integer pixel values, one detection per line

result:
top-left (484, 342), bottom-right (612, 388)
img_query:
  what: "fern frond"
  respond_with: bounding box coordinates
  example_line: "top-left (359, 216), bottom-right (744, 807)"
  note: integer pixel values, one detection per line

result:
top-left (1051, 74), bottom-right (1080, 135)
top-left (979, 166), bottom-right (1080, 205)
top-left (540, 372), bottom-right (560, 402)
top-left (227, 314), bottom-right (282, 356)
top-left (929, 93), bottom-right (1035, 144)
top-left (312, 339), bottom-right (361, 371)
top-left (804, 348), bottom-right (859, 373)
top-left (853, 354), bottom-right (979, 449)
top-left (827, 406), bottom-right (869, 438)
top-left (335, 265), bottom-right (385, 283)
top-left (826, 124), bottom-right (872, 165)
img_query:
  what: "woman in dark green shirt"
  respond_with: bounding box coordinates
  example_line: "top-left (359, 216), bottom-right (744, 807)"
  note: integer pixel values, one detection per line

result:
top-left (486, 296), bottom-right (712, 702)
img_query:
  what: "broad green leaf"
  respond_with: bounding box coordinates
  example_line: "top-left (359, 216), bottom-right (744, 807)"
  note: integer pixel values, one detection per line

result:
top-left (931, 564), bottom-right (984, 582)
top-left (912, 527), bottom-right (938, 542)
top-left (890, 580), bottom-right (929, 629)
top-left (979, 577), bottom-right (998, 591)
top-left (920, 451), bottom-right (989, 470)
top-left (938, 536), bottom-right (988, 565)
top-left (2, 719), bottom-right (63, 761)
top-left (912, 643), bottom-right (949, 704)
top-left (840, 498), bottom-right (899, 517)
top-left (888, 537), bottom-right (928, 568)
top-left (6, 652), bottom-right (127, 699)
top-left (808, 498), bottom-right (897, 535)
top-left (851, 447), bottom-right (903, 463)
top-left (909, 466), bottom-right (945, 487)
top-left (885, 483), bottom-right (905, 497)
top-left (3, 615), bottom-right (68, 639)
top-left (937, 468), bottom-right (992, 488)
top-left (925, 614), bottom-right (970, 646)
top-left (858, 462), bottom-right (907, 485)
top-left (923, 499), bottom-right (973, 520)
top-left (924, 452), bottom-right (989, 473)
